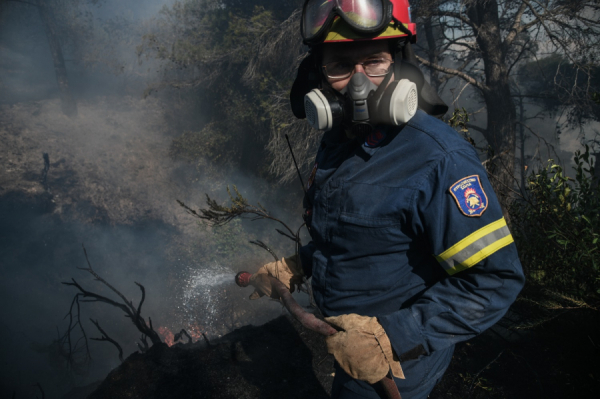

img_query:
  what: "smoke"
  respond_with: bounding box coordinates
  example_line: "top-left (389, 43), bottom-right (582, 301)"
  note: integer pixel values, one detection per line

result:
top-left (0, 197), bottom-right (172, 396)
top-left (0, 1), bottom-right (305, 397)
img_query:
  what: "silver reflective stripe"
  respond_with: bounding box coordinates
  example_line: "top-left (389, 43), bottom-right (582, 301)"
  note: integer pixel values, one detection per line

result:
top-left (439, 225), bottom-right (512, 272)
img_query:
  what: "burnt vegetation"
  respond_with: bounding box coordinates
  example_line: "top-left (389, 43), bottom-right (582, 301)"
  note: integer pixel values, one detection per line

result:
top-left (59, 245), bottom-right (162, 372)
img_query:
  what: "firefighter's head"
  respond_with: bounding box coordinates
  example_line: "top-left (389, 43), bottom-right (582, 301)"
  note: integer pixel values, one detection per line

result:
top-left (305, 0), bottom-right (415, 90)
top-left (291, 0), bottom-right (430, 136)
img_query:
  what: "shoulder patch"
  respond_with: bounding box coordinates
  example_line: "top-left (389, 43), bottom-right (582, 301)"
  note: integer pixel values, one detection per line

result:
top-left (449, 175), bottom-right (488, 217)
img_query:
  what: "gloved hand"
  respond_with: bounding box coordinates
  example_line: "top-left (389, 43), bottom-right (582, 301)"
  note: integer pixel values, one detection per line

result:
top-left (249, 254), bottom-right (304, 300)
top-left (325, 314), bottom-right (404, 384)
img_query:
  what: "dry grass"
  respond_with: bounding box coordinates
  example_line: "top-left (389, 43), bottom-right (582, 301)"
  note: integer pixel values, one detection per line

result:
top-left (0, 96), bottom-right (219, 230)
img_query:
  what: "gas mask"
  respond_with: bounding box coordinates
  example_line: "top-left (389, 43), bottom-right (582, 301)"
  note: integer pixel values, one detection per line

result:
top-left (303, 72), bottom-right (418, 137)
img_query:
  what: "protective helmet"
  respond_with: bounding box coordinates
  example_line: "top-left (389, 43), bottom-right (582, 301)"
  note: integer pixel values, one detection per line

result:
top-left (291, 0), bottom-right (448, 128)
top-left (301, 0), bottom-right (416, 45)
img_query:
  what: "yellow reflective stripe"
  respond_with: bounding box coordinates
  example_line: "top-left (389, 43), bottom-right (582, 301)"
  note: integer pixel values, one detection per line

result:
top-left (445, 234), bottom-right (514, 275)
top-left (435, 217), bottom-right (507, 264)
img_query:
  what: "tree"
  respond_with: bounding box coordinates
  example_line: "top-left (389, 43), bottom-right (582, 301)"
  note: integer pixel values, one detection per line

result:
top-left (138, 0), bottom-right (315, 180)
top-left (0, 0), bottom-right (105, 116)
top-left (412, 0), bottom-right (600, 210)
top-left (35, 0), bottom-right (78, 116)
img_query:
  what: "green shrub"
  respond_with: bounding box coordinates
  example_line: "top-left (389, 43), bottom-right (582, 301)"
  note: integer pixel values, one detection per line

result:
top-left (509, 145), bottom-right (599, 300)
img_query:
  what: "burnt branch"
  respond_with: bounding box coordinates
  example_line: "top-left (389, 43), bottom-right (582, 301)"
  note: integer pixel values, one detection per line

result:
top-left (249, 240), bottom-right (279, 262)
top-left (134, 282), bottom-right (146, 321)
top-left (63, 278), bottom-right (129, 312)
top-left (90, 319), bottom-right (124, 363)
top-left (202, 332), bottom-right (213, 347)
top-left (178, 185), bottom-right (299, 242)
top-left (62, 247), bottom-right (163, 349)
top-left (174, 329), bottom-right (193, 344)
top-left (59, 293), bottom-right (91, 373)
top-left (275, 229), bottom-right (296, 242)
top-left (79, 245), bottom-right (137, 314)
top-left (137, 335), bottom-right (150, 353)
top-left (69, 295), bottom-right (90, 365)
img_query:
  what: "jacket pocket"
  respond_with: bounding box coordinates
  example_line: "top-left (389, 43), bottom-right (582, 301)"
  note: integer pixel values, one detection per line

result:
top-left (339, 212), bottom-right (401, 228)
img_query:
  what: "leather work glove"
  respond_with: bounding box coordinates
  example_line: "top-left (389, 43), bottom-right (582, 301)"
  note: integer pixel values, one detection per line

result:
top-left (249, 254), bottom-right (304, 300)
top-left (325, 314), bottom-right (404, 384)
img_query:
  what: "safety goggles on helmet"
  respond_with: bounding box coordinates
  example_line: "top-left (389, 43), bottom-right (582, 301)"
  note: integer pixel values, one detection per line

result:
top-left (302, 0), bottom-right (394, 45)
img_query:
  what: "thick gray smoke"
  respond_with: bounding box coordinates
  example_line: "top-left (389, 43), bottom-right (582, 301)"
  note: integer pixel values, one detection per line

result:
top-left (0, 1), bottom-right (302, 397)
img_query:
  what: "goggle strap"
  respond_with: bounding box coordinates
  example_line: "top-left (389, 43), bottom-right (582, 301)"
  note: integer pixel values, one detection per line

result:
top-left (392, 16), bottom-right (414, 41)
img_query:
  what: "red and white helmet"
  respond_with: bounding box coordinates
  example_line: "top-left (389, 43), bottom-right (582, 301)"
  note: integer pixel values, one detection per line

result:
top-left (301, 0), bottom-right (416, 45)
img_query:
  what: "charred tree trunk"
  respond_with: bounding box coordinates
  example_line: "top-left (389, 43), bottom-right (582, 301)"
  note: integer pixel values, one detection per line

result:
top-left (467, 1), bottom-right (516, 216)
top-left (36, 0), bottom-right (77, 117)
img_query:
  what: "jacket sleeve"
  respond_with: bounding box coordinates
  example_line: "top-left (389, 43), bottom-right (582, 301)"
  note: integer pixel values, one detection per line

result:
top-left (378, 148), bottom-right (525, 359)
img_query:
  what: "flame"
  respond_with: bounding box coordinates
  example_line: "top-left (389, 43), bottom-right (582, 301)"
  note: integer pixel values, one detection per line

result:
top-left (464, 187), bottom-right (476, 197)
top-left (187, 325), bottom-right (205, 341)
top-left (157, 324), bottom-right (206, 347)
top-left (157, 326), bottom-right (175, 346)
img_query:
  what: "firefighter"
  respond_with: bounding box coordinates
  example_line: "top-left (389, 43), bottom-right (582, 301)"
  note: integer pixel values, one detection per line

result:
top-left (250, 1), bottom-right (525, 398)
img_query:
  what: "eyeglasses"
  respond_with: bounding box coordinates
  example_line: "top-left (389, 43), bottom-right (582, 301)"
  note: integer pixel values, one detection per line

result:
top-left (322, 58), bottom-right (394, 79)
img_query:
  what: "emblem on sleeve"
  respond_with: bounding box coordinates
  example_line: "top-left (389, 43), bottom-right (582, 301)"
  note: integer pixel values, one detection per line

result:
top-left (449, 175), bottom-right (488, 217)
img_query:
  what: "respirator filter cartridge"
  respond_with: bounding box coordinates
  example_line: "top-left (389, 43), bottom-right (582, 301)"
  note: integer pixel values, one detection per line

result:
top-left (383, 79), bottom-right (418, 125)
top-left (304, 89), bottom-right (344, 131)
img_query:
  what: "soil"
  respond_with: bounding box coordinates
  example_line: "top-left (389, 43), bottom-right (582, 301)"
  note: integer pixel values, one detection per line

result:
top-left (57, 304), bottom-right (600, 399)
top-left (64, 314), bottom-right (335, 399)
top-left (0, 95), bottom-right (313, 398)
top-left (0, 96), bottom-right (222, 229)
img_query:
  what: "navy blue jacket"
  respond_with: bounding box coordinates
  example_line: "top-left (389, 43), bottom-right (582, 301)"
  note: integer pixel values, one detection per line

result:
top-left (299, 110), bottom-right (525, 398)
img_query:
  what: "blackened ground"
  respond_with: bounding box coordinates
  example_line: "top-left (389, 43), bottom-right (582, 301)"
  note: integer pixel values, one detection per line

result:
top-left (60, 303), bottom-right (600, 399)
top-left (429, 305), bottom-right (600, 399)
top-left (73, 315), bottom-right (334, 399)
top-left (2, 189), bottom-right (598, 399)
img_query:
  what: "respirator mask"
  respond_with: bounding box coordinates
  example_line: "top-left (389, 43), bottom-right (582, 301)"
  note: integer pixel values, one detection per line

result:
top-left (303, 71), bottom-right (418, 137)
